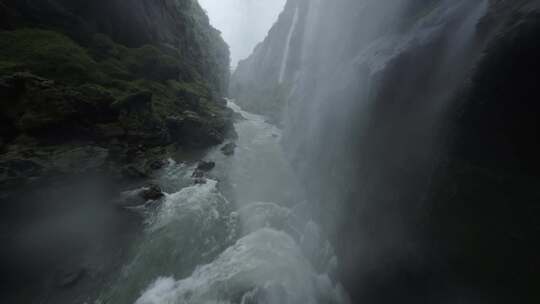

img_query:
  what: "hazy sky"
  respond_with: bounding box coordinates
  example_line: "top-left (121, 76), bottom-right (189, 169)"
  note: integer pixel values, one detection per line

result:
top-left (198, 0), bottom-right (286, 68)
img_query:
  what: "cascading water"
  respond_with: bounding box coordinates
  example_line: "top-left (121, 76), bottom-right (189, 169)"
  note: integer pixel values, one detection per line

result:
top-left (278, 0), bottom-right (492, 301)
top-left (98, 0), bottom-right (519, 303)
top-left (278, 6), bottom-right (299, 84)
top-left (100, 102), bottom-right (348, 304)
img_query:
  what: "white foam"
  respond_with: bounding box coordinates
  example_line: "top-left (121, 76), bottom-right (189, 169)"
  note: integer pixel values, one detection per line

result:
top-left (238, 202), bottom-right (292, 234)
top-left (148, 179), bottom-right (227, 232)
top-left (279, 6), bottom-right (300, 84)
top-left (135, 229), bottom-right (348, 304)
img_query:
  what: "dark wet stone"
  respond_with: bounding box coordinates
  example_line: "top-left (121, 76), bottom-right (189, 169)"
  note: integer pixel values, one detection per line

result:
top-left (196, 161), bottom-right (215, 172)
top-left (194, 177), bottom-right (207, 185)
top-left (149, 159), bottom-right (166, 170)
top-left (192, 170), bottom-right (205, 178)
top-left (140, 184), bottom-right (164, 201)
top-left (221, 142), bottom-right (237, 156)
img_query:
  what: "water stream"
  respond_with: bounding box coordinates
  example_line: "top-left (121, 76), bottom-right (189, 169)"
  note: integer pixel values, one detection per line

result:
top-left (278, 6), bottom-right (300, 84)
top-left (101, 102), bottom-right (348, 304)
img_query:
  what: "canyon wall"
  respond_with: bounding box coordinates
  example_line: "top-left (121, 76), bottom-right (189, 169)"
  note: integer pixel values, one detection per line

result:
top-left (231, 0), bottom-right (540, 302)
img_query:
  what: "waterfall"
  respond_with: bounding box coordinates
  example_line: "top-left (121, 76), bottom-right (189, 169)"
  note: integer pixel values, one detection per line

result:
top-left (278, 6), bottom-right (299, 84)
top-left (278, 1), bottom-right (491, 301)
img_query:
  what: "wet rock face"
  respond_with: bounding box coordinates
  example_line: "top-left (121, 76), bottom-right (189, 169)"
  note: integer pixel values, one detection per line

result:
top-left (0, 73), bottom-right (116, 142)
top-left (196, 161), bottom-right (216, 172)
top-left (234, 0), bottom-right (540, 302)
top-left (457, 10), bottom-right (540, 174)
top-left (0, 0), bottom-right (236, 191)
top-left (0, 1), bottom-right (232, 303)
top-left (431, 7), bottom-right (540, 301)
top-left (166, 112), bottom-right (230, 148)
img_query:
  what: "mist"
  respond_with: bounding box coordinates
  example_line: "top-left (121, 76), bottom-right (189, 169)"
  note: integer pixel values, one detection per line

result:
top-left (198, 0), bottom-right (286, 67)
top-left (2, 1), bottom-right (539, 303)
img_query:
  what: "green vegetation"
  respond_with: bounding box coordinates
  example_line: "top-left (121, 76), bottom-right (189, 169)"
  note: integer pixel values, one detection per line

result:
top-left (0, 27), bottom-right (232, 149)
top-left (0, 28), bottom-right (225, 119)
top-left (0, 29), bottom-right (206, 98)
top-left (0, 29), bottom-right (102, 84)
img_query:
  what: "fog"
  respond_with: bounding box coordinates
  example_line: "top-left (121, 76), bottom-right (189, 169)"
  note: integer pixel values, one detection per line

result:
top-left (3, 0), bottom-right (535, 303)
top-left (198, 0), bottom-right (286, 67)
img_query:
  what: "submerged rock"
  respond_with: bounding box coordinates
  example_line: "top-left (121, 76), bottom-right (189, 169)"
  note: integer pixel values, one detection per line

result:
top-left (221, 142), bottom-right (237, 156)
top-left (116, 184), bottom-right (164, 207)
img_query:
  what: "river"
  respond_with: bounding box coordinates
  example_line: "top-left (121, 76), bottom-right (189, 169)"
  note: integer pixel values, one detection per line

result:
top-left (99, 101), bottom-right (349, 304)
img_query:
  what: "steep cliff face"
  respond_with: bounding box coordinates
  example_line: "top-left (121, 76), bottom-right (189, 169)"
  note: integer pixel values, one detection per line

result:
top-left (2, 0), bottom-right (230, 94)
top-left (233, 0), bottom-right (540, 302)
top-left (230, 0), bottom-right (308, 124)
top-left (0, 2), bottom-right (234, 302)
top-left (0, 0), bottom-right (233, 189)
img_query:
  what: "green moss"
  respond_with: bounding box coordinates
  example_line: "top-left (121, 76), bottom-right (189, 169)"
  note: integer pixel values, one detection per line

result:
top-left (0, 25), bottom-right (231, 148)
top-left (0, 28), bottom-right (204, 99)
top-left (0, 29), bottom-right (103, 84)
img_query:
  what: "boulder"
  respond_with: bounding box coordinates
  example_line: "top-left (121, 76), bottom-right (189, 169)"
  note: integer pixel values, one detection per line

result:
top-left (148, 159), bottom-right (166, 170)
top-left (166, 112), bottom-right (225, 148)
top-left (116, 184), bottom-right (164, 207)
top-left (140, 184), bottom-right (164, 201)
top-left (193, 177), bottom-right (207, 185)
top-left (221, 142), bottom-right (237, 156)
top-left (192, 170), bottom-right (205, 178)
top-left (196, 160), bottom-right (215, 172)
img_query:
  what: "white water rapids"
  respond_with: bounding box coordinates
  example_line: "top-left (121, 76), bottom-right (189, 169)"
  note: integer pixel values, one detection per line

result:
top-left (100, 102), bottom-right (348, 304)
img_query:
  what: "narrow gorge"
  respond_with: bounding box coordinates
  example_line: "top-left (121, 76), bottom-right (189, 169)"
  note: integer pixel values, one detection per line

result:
top-left (1, 0), bottom-right (539, 303)
top-left (232, 0), bottom-right (540, 303)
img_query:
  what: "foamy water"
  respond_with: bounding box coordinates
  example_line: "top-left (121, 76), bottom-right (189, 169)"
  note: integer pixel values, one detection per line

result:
top-left (99, 101), bottom-right (348, 304)
top-left (136, 229), bottom-right (346, 304)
